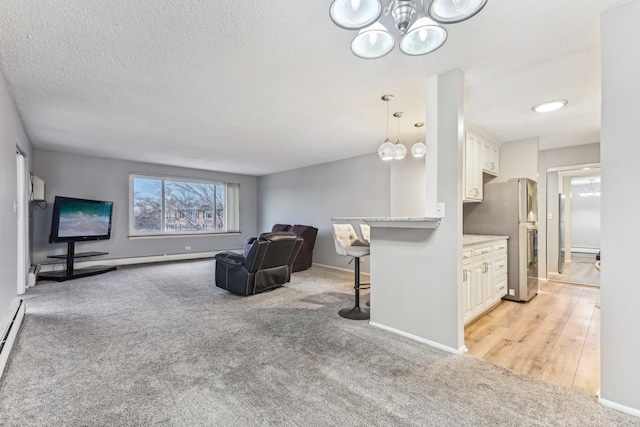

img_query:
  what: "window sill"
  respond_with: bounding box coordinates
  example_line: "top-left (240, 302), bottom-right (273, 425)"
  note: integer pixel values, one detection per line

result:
top-left (128, 232), bottom-right (241, 240)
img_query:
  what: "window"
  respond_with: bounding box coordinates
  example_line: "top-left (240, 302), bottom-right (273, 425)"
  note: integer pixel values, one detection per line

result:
top-left (130, 174), bottom-right (240, 236)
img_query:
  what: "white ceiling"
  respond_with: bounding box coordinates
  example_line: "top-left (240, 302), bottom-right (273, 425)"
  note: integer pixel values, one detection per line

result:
top-left (0, 0), bottom-right (627, 176)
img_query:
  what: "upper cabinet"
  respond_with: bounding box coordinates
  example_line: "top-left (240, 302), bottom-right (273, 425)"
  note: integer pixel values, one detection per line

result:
top-left (482, 139), bottom-right (499, 176)
top-left (463, 129), bottom-right (500, 203)
top-left (463, 130), bottom-right (483, 202)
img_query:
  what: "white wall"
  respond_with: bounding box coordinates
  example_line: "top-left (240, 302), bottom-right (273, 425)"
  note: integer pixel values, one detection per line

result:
top-left (32, 149), bottom-right (257, 263)
top-left (0, 70), bottom-right (32, 338)
top-left (537, 143), bottom-right (600, 279)
top-left (570, 182), bottom-right (601, 251)
top-left (497, 137), bottom-right (539, 182)
top-left (390, 155), bottom-right (426, 217)
top-left (257, 153), bottom-right (390, 273)
top-left (600, 0), bottom-right (640, 413)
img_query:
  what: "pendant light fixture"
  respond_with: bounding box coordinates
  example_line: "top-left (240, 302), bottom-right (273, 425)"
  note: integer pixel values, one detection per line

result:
top-left (378, 94), bottom-right (396, 160)
top-left (411, 122), bottom-right (427, 157)
top-left (393, 112), bottom-right (407, 159)
top-left (330, 0), bottom-right (487, 59)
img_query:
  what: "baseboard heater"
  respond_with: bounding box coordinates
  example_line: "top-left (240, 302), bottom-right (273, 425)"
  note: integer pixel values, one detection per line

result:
top-left (0, 299), bottom-right (25, 380)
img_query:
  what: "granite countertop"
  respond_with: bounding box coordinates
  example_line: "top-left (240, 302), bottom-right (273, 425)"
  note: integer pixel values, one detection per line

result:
top-left (331, 216), bottom-right (441, 229)
top-left (463, 234), bottom-right (509, 245)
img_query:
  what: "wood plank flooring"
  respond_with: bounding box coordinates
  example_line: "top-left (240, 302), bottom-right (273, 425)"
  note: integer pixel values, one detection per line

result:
top-left (549, 252), bottom-right (600, 286)
top-left (465, 280), bottom-right (600, 396)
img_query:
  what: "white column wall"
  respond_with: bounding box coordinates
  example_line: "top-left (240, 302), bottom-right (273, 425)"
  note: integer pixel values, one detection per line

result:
top-left (600, 0), bottom-right (640, 414)
top-left (370, 69), bottom-right (464, 352)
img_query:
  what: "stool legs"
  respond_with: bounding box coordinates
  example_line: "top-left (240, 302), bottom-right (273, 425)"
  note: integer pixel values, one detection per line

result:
top-left (339, 256), bottom-right (370, 320)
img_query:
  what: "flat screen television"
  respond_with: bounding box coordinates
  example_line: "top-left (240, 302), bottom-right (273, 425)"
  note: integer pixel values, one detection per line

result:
top-left (49, 196), bottom-right (114, 243)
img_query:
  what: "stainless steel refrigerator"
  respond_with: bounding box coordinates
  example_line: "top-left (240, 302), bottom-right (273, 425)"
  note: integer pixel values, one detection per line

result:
top-left (463, 178), bottom-right (539, 302)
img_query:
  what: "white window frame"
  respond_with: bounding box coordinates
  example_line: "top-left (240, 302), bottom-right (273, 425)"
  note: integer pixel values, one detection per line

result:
top-left (129, 173), bottom-right (239, 237)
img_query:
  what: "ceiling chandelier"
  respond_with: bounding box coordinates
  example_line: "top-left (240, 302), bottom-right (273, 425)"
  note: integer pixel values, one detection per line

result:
top-left (330, 0), bottom-right (488, 59)
top-left (579, 179), bottom-right (601, 198)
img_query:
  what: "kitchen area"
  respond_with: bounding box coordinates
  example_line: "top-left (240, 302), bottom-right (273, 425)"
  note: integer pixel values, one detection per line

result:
top-left (333, 71), bottom-right (600, 395)
top-left (460, 129), bottom-right (600, 396)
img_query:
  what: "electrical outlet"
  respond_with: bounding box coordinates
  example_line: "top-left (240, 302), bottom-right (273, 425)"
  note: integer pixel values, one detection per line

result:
top-left (508, 289), bottom-right (515, 296)
top-left (185, 246), bottom-right (191, 250)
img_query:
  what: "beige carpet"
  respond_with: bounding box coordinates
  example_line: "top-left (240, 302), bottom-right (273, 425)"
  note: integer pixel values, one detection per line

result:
top-left (0, 260), bottom-right (637, 426)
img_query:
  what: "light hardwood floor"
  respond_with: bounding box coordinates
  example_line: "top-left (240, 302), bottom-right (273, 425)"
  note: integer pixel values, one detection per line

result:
top-left (549, 252), bottom-right (600, 286)
top-left (465, 280), bottom-right (600, 396)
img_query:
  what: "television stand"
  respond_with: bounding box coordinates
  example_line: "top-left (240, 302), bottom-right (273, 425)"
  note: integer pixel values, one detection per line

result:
top-left (38, 242), bottom-right (117, 282)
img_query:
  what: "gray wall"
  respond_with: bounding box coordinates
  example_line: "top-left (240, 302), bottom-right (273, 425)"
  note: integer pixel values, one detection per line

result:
top-left (601, 0), bottom-right (640, 412)
top-left (496, 137), bottom-right (539, 182)
top-left (570, 182), bottom-right (601, 250)
top-left (0, 70), bottom-right (32, 326)
top-left (257, 153), bottom-right (390, 273)
top-left (32, 149), bottom-right (257, 263)
top-left (537, 143), bottom-right (600, 279)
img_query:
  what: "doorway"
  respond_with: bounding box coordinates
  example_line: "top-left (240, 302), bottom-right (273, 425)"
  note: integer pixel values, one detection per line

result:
top-left (548, 166), bottom-right (601, 287)
top-left (16, 151), bottom-right (28, 295)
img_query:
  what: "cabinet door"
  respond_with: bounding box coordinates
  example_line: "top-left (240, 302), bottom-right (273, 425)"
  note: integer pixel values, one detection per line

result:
top-left (464, 131), bottom-right (483, 201)
top-left (482, 140), bottom-right (499, 176)
top-left (494, 276), bottom-right (508, 301)
top-left (482, 261), bottom-right (494, 306)
top-left (472, 263), bottom-right (485, 313)
top-left (463, 267), bottom-right (475, 322)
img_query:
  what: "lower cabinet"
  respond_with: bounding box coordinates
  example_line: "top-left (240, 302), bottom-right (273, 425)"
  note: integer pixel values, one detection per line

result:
top-left (463, 239), bottom-right (508, 325)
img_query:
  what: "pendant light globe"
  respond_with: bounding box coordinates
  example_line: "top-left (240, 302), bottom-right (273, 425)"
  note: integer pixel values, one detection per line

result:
top-left (411, 122), bottom-right (427, 157)
top-left (378, 138), bottom-right (396, 160)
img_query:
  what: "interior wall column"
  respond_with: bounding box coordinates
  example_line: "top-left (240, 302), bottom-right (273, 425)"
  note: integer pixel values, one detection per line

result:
top-left (600, 0), bottom-right (640, 415)
top-left (370, 68), bottom-right (464, 352)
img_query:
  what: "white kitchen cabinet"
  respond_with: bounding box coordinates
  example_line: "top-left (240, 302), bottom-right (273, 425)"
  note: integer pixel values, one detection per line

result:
top-left (482, 139), bottom-right (500, 176)
top-left (463, 129), bottom-right (500, 202)
top-left (463, 130), bottom-right (483, 202)
top-left (462, 236), bottom-right (508, 325)
top-left (462, 266), bottom-right (475, 322)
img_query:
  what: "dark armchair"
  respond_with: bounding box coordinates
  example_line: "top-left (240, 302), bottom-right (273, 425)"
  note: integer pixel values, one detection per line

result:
top-left (291, 224), bottom-right (318, 272)
top-left (243, 224), bottom-right (318, 273)
top-left (215, 232), bottom-right (303, 296)
top-left (244, 224), bottom-right (292, 255)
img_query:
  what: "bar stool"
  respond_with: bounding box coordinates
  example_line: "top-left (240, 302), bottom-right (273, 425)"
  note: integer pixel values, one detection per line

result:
top-left (332, 224), bottom-right (370, 320)
top-left (359, 223), bottom-right (370, 245)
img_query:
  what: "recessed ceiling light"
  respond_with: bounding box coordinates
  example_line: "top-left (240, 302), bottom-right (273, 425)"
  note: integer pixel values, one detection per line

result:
top-left (532, 99), bottom-right (568, 113)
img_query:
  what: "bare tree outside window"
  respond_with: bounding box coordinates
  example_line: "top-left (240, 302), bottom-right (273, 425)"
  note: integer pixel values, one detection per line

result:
top-left (131, 176), bottom-right (227, 234)
top-left (133, 178), bottom-right (162, 231)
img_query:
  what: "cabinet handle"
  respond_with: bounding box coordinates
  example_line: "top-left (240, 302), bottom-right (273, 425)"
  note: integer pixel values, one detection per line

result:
top-left (463, 270), bottom-right (467, 281)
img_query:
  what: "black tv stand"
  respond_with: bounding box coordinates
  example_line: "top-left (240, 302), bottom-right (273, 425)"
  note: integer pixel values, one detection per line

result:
top-left (38, 242), bottom-right (117, 282)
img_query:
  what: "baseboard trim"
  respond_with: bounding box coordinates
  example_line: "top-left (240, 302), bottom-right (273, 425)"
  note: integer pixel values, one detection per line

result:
top-left (599, 397), bottom-right (640, 418)
top-left (0, 299), bottom-right (25, 381)
top-left (312, 263), bottom-right (371, 276)
top-left (37, 250), bottom-right (231, 273)
top-left (572, 247), bottom-right (600, 254)
top-left (369, 321), bottom-right (464, 354)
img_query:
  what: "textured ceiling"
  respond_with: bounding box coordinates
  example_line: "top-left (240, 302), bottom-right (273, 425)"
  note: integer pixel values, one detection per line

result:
top-left (0, 0), bottom-right (626, 176)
